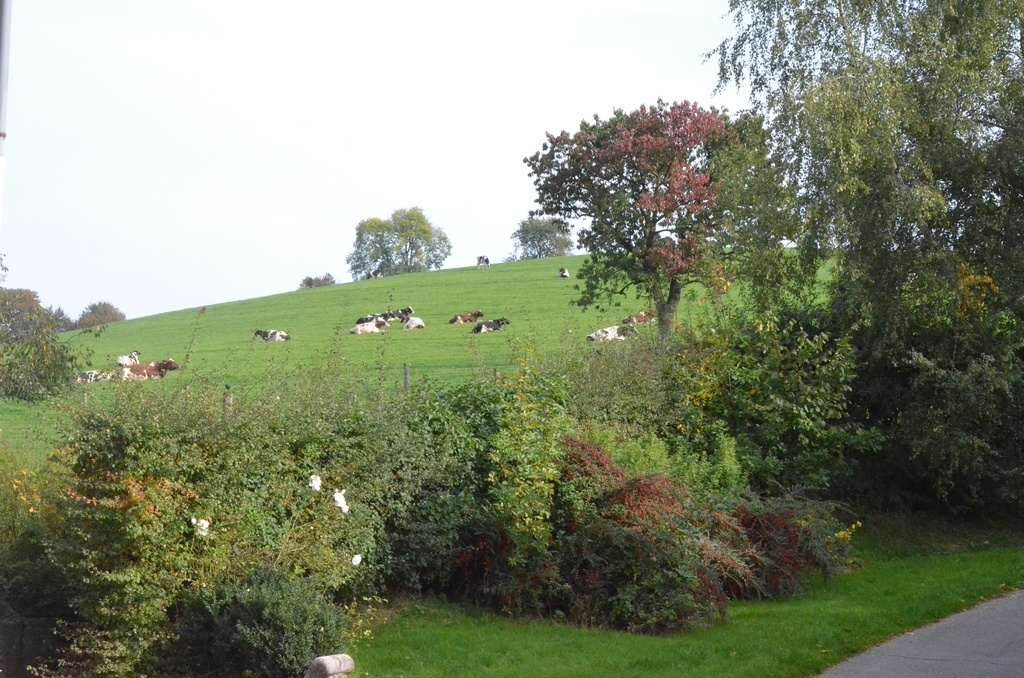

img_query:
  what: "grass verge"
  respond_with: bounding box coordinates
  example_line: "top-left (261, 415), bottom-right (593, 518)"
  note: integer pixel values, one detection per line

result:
top-left (349, 513), bottom-right (1024, 677)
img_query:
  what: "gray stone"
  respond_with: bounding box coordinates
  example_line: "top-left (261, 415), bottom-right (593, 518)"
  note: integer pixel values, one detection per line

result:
top-left (304, 653), bottom-right (356, 678)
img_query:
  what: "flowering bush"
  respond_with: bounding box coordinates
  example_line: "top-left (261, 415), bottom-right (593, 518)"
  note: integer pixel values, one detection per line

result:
top-left (24, 370), bottom-right (482, 676)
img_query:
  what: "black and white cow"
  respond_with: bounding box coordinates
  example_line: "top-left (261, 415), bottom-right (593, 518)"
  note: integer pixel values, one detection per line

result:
top-left (476, 256), bottom-right (490, 269)
top-left (559, 268), bottom-right (571, 278)
top-left (254, 329), bottom-right (291, 342)
top-left (116, 350), bottom-right (141, 367)
top-left (586, 325), bottom-right (639, 342)
top-left (472, 317), bottom-right (509, 333)
top-left (357, 306), bottom-right (414, 325)
top-left (403, 317), bottom-right (426, 330)
top-left (77, 370), bottom-right (114, 383)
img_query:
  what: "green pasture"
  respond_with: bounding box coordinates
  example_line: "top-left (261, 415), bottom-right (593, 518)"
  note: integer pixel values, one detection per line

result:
top-left (2, 255), bottom-right (716, 462)
top-left (65, 255), bottom-right (647, 385)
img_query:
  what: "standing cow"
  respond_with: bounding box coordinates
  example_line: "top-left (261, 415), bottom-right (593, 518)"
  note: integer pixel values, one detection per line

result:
top-left (476, 256), bottom-right (490, 269)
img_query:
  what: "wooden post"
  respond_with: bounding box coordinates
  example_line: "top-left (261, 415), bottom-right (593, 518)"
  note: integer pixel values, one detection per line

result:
top-left (223, 384), bottom-right (233, 418)
top-left (403, 363), bottom-right (410, 393)
top-left (83, 392), bottom-right (88, 409)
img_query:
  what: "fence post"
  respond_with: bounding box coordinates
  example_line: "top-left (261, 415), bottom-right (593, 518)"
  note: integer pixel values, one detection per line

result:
top-left (83, 392), bottom-right (88, 409)
top-left (223, 384), bottom-right (233, 418)
top-left (403, 363), bottom-right (410, 394)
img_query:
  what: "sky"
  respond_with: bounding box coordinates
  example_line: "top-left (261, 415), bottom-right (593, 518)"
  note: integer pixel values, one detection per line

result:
top-left (0, 1), bottom-right (750, 320)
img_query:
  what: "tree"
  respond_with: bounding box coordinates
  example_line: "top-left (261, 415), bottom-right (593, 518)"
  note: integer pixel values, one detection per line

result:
top-left (509, 216), bottom-right (574, 260)
top-left (75, 301), bottom-right (126, 329)
top-left (299, 273), bottom-right (336, 289)
top-left (0, 287), bottom-right (80, 400)
top-left (712, 0), bottom-right (1024, 510)
top-left (525, 100), bottom-right (729, 344)
top-left (345, 207), bottom-right (452, 280)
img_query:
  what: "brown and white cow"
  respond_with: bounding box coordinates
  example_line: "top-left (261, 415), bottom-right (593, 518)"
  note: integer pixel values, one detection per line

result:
top-left (120, 359), bottom-right (181, 380)
top-left (350, 320), bottom-right (389, 335)
top-left (449, 310), bottom-right (484, 324)
top-left (622, 311), bottom-right (656, 325)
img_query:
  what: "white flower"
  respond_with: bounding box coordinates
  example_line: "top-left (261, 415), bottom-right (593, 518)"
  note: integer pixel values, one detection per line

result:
top-left (308, 474), bottom-right (322, 492)
top-left (333, 489), bottom-right (350, 513)
top-left (190, 517), bottom-right (210, 537)
top-left (352, 554), bottom-right (362, 566)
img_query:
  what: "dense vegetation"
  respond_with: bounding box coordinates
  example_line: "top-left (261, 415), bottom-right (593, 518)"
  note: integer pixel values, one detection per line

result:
top-left (2, 3), bottom-right (1022, 674)
top-left (2, 319), bottom-right (864, 675)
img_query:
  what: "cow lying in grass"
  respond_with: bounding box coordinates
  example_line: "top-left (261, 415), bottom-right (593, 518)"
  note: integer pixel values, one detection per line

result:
top-left (116, 350), bottom-right (141, 367)
top-left (621, 311), bottom-right (656, 325)
top-left (120, 359), bottom-right (181, 380)
top-left (350, 320), bottom-right (389, 334)
top-left (473, 318), bottom-right (509, 333)
top-left (254, 329), bottom-right (290, 342)
top-left (403, 317), bottom-right (426, 330)
top-left (449, 310), bottom-right (484, 324)
top-left (357, 306), bottom-right (414, 325)
top-left (587, 325), bottom-right (638, 342)
top-left (77, 370), bottom-right (114, 383)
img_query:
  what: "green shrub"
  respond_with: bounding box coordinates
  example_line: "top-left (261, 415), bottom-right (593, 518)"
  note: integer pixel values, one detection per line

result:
top-left (173, 566), bottom-right (348, 678)
top-left (19, 367), bottom-right (483, 674)
top-left (669, 317), bottom-right (880, 493)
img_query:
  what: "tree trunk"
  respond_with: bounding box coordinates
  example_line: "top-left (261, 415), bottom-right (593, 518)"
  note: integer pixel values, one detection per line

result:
top-left (653, 278), bottom-right (683, 345)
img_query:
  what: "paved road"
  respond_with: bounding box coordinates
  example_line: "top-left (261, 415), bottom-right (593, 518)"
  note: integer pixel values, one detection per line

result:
top-left (818, 590), bottom-right (1024, 677)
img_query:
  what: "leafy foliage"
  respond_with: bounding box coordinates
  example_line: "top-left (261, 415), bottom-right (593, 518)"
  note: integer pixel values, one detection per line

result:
top-left (451, 436), bottom-right (848, 633)
top-left (173, 566), bottom-right (349, 678)
top-left (509, 216), bottom-right (574, 260)
top-left (672, 316), bottom-right (881, 493)
top-left (713, 0), bottom-right (1024, 511)
top-left (26, 370), bottom-right (482, 675)
top-left (0, 288), bottom-right (81, 401)
top-left (345, 207), bottom-right (452, 280)
top-left (74, 301), bottom-right (126, 329)
top-left (298, 272), bottom-right (336, 289)
top-left (525, 100), bottom-right (730, 343)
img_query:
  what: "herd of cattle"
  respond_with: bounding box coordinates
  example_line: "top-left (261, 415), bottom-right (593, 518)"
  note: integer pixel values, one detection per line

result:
top-left (75, 268), bottom-right (655, 385)
top-left (343, 305), bottom-right (511, 335)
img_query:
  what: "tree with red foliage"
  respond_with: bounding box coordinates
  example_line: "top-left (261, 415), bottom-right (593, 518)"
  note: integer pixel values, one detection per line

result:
top-left (525, 100), bottom-right (729, 344)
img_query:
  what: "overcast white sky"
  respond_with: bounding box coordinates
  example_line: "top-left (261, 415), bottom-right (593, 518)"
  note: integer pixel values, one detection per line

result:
top-left (0, 1), bottom-right (749, 320)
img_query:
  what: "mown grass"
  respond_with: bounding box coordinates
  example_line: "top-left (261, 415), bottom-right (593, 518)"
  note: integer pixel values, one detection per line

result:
top-left (348, 515), bottom-right (1024, 677)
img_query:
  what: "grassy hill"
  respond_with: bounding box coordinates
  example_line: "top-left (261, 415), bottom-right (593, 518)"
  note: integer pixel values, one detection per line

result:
top-left (65, 255), bottom-right (643, 382)
top-left (2, 255), bottom-right (691, 461)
